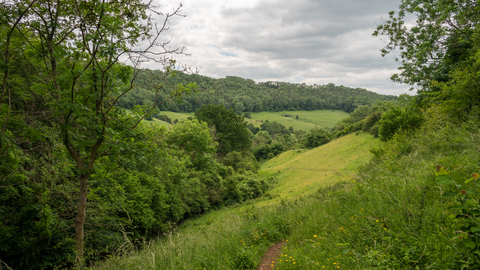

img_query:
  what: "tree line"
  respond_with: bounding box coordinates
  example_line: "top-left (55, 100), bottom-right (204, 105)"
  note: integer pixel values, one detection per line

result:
top-left (117, 71), bottom-right (396, 114)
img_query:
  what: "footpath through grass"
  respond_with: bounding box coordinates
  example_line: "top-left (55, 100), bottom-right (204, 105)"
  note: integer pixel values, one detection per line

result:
top-left (90, 132), bottom-right (376, 269)
top-left (92, 116), bottom-right (480, 269)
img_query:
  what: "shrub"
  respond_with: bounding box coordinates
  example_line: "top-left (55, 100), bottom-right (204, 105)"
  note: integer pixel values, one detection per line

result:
top-left (362, 111), bottom-right (382, 132)
top-left (222, 151), bottom-right (260, 173)
top-left (303, 127), bottom-right (332, 148)
top-left (253, 142), bottom-right (285, 161)
top-left (378, 107), bottom-right (424, 141)
top-left (370, 124), bottom-right (380, 138)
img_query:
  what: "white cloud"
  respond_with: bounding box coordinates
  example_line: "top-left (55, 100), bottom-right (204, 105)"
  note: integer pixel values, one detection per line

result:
top-left (144, 0), bottom-right (410, 96)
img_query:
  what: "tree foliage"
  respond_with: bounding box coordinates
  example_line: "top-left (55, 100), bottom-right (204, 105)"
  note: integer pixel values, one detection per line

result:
top-left (378, 107), bottom-right (424, 141)
top-left (118, 72), bottom-right (396, 113)
top-left (195, 105), bottom-right (252, 156)
top-left (373, 0), bottom-right (479, 92)
top-left (0, 0), bottom-right (198, 263)
top-left (303, 127), bottom-right (332, 149)
top-left (260, 121), bottom-right (289, 136)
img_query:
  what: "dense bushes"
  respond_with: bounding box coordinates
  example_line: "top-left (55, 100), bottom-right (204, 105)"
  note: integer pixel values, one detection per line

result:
top-left (221, 151), bottom-right (260, 173)
top-left (303, 127), bottom-right (332, 148)
top-left (377, 107), bottom-right (424, 141)
top-left (253, 142), bottom-right (285, 161)
top-left (331, 100), bottom-right (393, 138)
top-left (0, 118), bottom-right (268, 269)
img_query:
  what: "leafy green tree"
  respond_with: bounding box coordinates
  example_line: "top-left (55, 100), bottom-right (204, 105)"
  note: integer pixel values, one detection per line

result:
top-left (0, 0), bottom-right (195, 259)
top-left (166, 119), bottom-right (217, 170)
top-left (253, 142), bottom-right (285, 161)
top-left (432, 46), bottom-right (480, 119)
top-left (234, 102), bottom-right (245, 115)
top-left (252, 131), bottom-right (272, 149)
top-left (304, 127), bottom-right (332, 148)
top-left (260, 121), bottom-right (288, 135)
top-left (373, 0), bottom-right (478, 92)
top-left (247, 123), bottom-right (260, 134)
top-left (221, 151), bottom-right (260, 173)
top-left (195, 105), bottom-right (252, 156)
top-left (378, 107), bottom-right (424, 141)
top-left (362, 111), bottom-right (383, 132)
top-left (349, 105), bottom-right (371, 122)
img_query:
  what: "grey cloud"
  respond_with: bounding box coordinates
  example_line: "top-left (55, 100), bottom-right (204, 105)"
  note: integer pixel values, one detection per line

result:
top-left (158, 0), bottom-right (409, 95)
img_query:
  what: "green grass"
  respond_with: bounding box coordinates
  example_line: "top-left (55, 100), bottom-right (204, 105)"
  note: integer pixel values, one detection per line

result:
top-left (245, 110), bottom-right (348, 131)
top-left (270, 120), bottom-right (480, 269)
top-left (259, 132), bottom-right (379, 202)
top-left (91, 110), bottom-right (480, 270)
top-left (92, 120), bottom-right (480, 269)
top-left (89, 132), bottom-right (379, 270)
top-left (155, 110), bottom-right (348, 131)
top-left (159, 111), bottom-right (194, 122)
top-left (141, 117), bottom-right (171, 128)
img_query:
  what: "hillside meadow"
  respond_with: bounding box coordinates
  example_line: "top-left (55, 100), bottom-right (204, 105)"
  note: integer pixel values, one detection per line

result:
top-left (89, 132), bottom-right (379, 269)
top-left (149, 110), bottom-right (349, 131)
top-left (259, 132), bottom-right (379, 202)
top-left (91, 109), bottom-right (480, 270)
top-left (244, 110), bottom-right (349, 130)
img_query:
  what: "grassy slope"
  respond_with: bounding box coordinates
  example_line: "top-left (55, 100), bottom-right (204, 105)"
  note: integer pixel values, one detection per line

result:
top-left (91, 132), bottom-right (379, 269)
top-left (96, 121), bottom-right (480, 269)
top-left (141, 117), bottom-right (171, 128)
top-left (260, 132), bottom-right (379, 201)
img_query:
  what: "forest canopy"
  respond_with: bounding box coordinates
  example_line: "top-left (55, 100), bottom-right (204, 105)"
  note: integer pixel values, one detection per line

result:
top-left (117, 71), bottom-right (397, 114)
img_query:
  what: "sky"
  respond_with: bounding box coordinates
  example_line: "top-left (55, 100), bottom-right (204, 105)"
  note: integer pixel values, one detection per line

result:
top-left (144, 0), bottom-right (412, 96)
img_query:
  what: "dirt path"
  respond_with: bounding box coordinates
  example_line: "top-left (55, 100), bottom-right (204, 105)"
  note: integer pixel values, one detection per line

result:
top-left (257, 242), bottom-right (285, 270)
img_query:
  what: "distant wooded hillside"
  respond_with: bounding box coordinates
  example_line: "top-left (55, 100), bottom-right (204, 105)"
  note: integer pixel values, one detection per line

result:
top-left (118, 69), bottom-right (396, 113)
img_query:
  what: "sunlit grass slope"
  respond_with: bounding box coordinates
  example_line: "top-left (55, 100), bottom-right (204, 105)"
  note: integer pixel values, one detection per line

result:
top-left (93, 122), bottom-right (480, 269)
top-left (260, 132), bottom-right (380, 201)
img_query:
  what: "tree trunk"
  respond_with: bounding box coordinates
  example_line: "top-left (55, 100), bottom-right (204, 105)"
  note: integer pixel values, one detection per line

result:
top-left (75, 174), bottom-right (88, 261)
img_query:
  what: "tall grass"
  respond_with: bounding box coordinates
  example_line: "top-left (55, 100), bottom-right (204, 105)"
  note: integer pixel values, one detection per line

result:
top-left (90, 202), bottom-right (296, 269)
top-left (273, 117), bottom-right (480, 269)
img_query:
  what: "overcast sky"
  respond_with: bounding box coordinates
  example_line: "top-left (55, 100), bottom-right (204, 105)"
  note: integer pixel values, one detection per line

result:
top-left (145, 0), bottom-right (411, 96)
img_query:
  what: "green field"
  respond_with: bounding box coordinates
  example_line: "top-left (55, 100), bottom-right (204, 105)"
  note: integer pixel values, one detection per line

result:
top-left (159, 111), bottom-right (194, 122)
top-left (154, 110), bottom-right (348, 131)
top-left (141, 117), bottom-right (171, 128)
top-left (245, 110), bottom-right (348, 130)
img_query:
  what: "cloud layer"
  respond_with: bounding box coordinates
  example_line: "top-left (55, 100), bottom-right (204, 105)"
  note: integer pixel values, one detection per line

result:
top-left (145, 0), bottom-right (410, 95)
